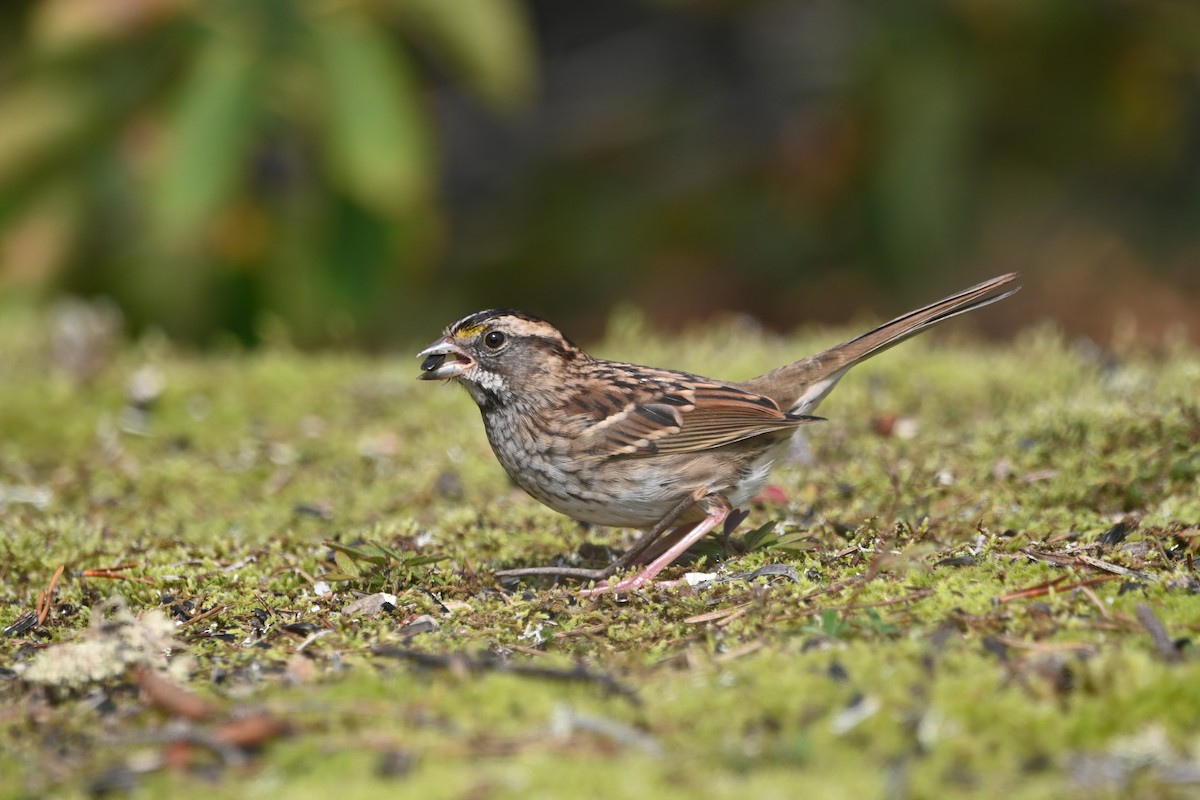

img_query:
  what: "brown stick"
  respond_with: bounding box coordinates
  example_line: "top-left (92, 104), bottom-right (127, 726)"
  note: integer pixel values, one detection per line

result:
top-left (495, 490), bottom-right (704, 581)
top-left (35, 564), bottom-right (65, 626)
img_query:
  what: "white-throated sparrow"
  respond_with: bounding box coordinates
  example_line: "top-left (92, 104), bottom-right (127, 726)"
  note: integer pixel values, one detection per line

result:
top-left (419, 273), bottom-right (1018, 593)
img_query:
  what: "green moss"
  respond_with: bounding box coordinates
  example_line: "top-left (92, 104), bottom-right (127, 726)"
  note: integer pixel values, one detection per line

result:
top-left (1, 309), bottom-right (1198, 798)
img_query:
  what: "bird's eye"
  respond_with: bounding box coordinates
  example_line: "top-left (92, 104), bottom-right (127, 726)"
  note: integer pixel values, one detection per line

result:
top-left (484, 330), bottom-right (506, 349)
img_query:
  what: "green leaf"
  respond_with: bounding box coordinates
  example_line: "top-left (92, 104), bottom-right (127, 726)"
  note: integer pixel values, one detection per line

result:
top-left (740, 522), bottom-right (779, 552)
top-left (326, 541), bottom-right (387, 567)
top-left (153, 33), bottom-right (260, 245)
top-left (333, 549), bottom-right (361, 578)
top-left (324, 539), bottom-right (445, 571)
top-left (0, 80), bottom-right (94, 195)
top-left (765, 532), bottom-right (820, 556)
top-left (802, 610), bottom-right (851, 639)
top-left (389, 0), bottom-right (535, 111)
top-left (310, 10), bottom-right (433, 217)
top-left (402, 554), bottom-right (450, 568)
top-left (864, 608), bottom-right (901, 636)
top-left (372, 542), bottom-right (409, 563)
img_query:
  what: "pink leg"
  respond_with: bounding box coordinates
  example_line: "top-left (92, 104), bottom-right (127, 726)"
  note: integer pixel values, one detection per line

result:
top-left (581, 497), bottom-right (730, 596)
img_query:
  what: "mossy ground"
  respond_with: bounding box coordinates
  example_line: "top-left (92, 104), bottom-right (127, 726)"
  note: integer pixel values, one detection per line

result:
top-left (1, 308), bottom-right (1199, 799)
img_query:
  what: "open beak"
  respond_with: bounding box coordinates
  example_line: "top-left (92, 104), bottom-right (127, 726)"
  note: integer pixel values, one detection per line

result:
top-left (417, 337), bottom-right (473, 380)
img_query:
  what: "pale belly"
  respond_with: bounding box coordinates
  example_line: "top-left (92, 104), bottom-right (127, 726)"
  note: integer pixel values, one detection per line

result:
top-left (490, 429), bottom-right (794, 530)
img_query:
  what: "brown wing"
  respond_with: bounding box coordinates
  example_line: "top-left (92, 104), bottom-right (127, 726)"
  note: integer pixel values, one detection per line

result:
top-left (568, 382), bottom-right (820, 458)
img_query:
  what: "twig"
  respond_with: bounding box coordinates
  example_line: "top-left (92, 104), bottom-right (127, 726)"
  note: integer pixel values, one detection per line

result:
top-left (998, 574), bottom-right (1118, 603)
top-left (121, 714), bottom-right (291, 769)
top-left (1078, 584), bottom-right (1110, 619)
top-left (685, 602), bottom-right (753, 625)
top-left (294, 629), bottom-right (331, 653)
top-left (550, 706), bottom-right (661, 755)
top-left (1135, 603), bottom-right (1181, 663)
top-left (88, 562), bottom-right (141, 572)
top-left (36, 564), bottom-right (65, 625)
top-left (713, 640), bottom-right (765, 663)
top-left (493, 565), bottom-right (619, 581)
top-left (179, 604), bottom-right (227, 629)
top-left (553, 623), bottom-right (609, 638)
top-left (998, 574), bottom-right (1069, 602)
top-left (372, 647), bottom-right (640, 705)
top-left (134, 664), bottom-right (217, 722)
top-left (840, 530), bottom-right (899, 611)
top-left (796, 575), bottom-right (861, 604)
top-left (989, 636), bottom-right (1097, 654)
top-left (691, 563), bottom-right (800, 590)
top-left (768, 556), bottom-right (907, 623)
top-left (119, 724), bottom-right (248, 768)
top-left (1075, 553), bottom-right (1151, 580)
top-left (81, 569), bottom-right (155, 585)
top-left (769, 587), bottom-right (934, 623)
top-left (495, 491), bottom-right (703, 581)
top-left (1019, 547), bottom-right (1151, 581)
top-left (836, 587), bottom-right (934, 612)
top-left (1018, 547), bottom-right (1079, 567)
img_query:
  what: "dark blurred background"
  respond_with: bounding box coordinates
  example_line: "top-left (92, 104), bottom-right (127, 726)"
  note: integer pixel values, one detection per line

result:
top-left (1, 0), bottom-right (1198, 347)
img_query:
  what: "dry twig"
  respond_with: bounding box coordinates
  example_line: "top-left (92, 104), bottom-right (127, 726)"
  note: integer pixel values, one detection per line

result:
top-left (372, 646), bottom-right (640, 705)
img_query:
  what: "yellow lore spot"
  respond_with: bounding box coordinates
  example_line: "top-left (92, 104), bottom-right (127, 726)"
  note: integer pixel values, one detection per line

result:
top-left (453, 324), bottom-right (485, 339)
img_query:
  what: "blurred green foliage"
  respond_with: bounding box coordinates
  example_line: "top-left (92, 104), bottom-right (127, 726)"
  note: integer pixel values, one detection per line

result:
top-left (0, 0), bottom-right (534, 344)
top-left (1, 0), bottom-right (1198, 345)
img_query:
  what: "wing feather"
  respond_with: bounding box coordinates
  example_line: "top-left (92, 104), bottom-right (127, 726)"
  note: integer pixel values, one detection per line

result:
top-left (568, 382), bottom-right (821, 458)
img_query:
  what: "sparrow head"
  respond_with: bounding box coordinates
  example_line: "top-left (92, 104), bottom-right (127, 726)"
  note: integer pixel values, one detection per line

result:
top-left (417, 309), bottom-right (587, 407)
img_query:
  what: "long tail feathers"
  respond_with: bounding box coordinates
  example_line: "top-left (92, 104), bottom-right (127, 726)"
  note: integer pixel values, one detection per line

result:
top-left (740, 273), bottom-right (1019, 415)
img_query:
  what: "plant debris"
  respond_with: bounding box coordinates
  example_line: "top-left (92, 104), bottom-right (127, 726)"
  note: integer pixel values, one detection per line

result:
top-left (2, 312), bottom-right (1199, 797)
top-left (371, 647), bottom-right (640, 704)
top-left (20, 604), bottom-right (186, 688)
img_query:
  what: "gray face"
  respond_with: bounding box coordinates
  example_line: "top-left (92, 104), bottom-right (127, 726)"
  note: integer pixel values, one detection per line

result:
top-left (417, 311), bottom-right (584, 408)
